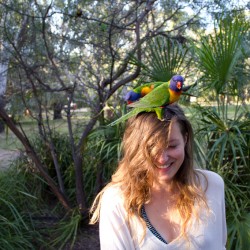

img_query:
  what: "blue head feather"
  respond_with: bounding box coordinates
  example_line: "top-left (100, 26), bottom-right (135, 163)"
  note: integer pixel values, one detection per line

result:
top-left (124, 90), bottom-right (141, 102)
top-left (169, 75), bottom-right (184, 92)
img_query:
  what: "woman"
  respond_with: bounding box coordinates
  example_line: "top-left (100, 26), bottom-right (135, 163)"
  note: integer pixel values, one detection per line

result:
top-left (90, 104), bottom-right (227, 249)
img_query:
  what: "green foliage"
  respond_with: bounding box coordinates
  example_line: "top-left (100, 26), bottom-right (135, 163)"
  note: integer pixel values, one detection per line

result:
top-left (0, 167), bottom-right (43, 249)
top-left (88, 123), bottom-right (123, 166)
top-left (195, 17), bottom-right (249, 95)
top-left (49, 208), bottom-right (82, 250)
top-left (22, 124), bottom-right (123, 247)
top-left (133, 36), bottom-right (192, 83)
top-left (226, 176), bottom-right (250, 250)
top-left (13, 156), bottom-right (50, 205)
top-left (83, 123), bottom-right (123, 204)
top-left (18, 124), bottom-right (123, 247)
top-left (192, 16), bottom-right (250, 249)
top-left (27, 124), bottom-right (122, 206)
top-left (30, 132), bottom-right (74, 189)
top-left (193, 104), bottom-right (250, 250)
top-left (194, 105), bottom-right (249, 171)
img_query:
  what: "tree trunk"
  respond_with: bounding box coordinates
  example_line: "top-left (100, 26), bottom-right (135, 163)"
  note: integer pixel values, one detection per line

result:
top-left (53, 102), bottom-right (63, 120)
top-left (0, 119), bottom-right (4, 133)
top-left (74, 153), bottom-right (87, 211)
top-left (73, 114), bottom-right (100, 216)
top-left (94, 162), bottom-right (104, 195)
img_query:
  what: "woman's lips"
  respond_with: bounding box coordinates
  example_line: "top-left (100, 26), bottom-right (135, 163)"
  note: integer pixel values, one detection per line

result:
top-left (157, 162), bottom-right (173, 169)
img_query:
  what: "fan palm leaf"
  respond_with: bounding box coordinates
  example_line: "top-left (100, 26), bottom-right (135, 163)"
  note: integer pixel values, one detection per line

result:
top-left (131, 36), bottom-right (192, 82)
top-left (195, 18), bottom-right (248, 95)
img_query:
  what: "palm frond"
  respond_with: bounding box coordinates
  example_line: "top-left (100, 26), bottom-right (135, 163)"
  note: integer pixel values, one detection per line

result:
top-left (195, 18), bottom-right (249, 95)
top-left (132, 36), bottom-right (192, 82)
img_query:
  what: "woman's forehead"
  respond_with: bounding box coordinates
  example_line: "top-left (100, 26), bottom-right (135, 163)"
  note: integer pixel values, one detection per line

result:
top-left (167, 121), bottom-right (183, 138)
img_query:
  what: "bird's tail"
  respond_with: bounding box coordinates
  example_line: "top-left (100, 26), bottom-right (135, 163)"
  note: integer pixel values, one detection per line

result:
top-left (108, 108), bottom-right (143, 126)
top-left (109, 107), bottom-right (160, 126)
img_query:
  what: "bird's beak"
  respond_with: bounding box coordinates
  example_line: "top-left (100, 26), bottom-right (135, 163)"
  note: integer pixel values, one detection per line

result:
top-left (177, 81), bottom-right (182, 89)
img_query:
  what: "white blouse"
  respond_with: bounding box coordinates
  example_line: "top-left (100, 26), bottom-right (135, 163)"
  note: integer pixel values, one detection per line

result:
top-left (99, 170), bottom-right (227, 249)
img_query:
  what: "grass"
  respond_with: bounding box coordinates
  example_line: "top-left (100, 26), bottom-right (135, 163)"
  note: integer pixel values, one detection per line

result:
top-left (0, 109), bottom-right (90, 151)
top-left (0, 131), bottom-right (23, 150)
top-left (0, 166), bottom-right (45, 249)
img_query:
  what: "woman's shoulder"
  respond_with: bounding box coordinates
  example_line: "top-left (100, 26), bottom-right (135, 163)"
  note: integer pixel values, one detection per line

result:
top-left (101, 184), bottom-right (124, 208)
top-left (195, 169), bottom-right (225, 191)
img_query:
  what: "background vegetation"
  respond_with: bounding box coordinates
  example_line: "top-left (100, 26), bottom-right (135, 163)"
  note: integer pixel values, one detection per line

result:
top-left (0, 0), bottom-right (249, 249)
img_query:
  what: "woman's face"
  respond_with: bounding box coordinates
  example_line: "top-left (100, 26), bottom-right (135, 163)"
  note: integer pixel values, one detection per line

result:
top-left (153, 121), bottom-right (186, 184)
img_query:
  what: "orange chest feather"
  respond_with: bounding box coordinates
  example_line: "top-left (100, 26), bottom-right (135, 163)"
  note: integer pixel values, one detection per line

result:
top-left (169, 89), bottom-right (182, 104)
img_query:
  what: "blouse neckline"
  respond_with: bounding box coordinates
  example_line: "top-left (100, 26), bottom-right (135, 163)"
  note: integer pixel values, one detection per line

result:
top-left (141, 205), bottom-right (168, 245)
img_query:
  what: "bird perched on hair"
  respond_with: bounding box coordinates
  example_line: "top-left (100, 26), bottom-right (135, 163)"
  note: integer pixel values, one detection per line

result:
top-left (110, 75), bottom-right (192, 126)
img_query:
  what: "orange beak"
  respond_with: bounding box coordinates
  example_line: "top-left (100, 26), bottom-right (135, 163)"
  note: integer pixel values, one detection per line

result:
top-left (177, 81), bottom-right (182, 89)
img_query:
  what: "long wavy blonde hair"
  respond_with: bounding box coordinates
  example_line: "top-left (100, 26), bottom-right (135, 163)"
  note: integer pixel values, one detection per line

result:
top-left (90, 104), bottom-right (208, 239)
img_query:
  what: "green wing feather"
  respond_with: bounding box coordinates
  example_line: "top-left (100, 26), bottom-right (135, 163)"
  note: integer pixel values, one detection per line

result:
top-left (128, 81), bottom-right (170, 108)
top-left (133, 81), bottom-right (164, 93)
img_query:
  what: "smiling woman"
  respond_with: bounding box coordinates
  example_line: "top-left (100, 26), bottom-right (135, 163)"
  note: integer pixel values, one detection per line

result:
top-left (89, 104), bottom-right (227, 250)
top-left (153, 121), bottom-right (186, 183)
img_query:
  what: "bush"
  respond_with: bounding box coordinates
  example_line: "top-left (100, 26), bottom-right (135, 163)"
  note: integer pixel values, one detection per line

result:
top-left (0, 167), bottom-right (43, 249)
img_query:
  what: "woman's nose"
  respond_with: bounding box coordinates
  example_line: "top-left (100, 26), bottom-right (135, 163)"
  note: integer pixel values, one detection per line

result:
top-left (157, 151), bottom-right (169, 164)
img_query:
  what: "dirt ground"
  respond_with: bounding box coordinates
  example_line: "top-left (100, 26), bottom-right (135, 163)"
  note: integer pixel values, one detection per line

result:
top-left (67, 224), bottom-right (100, 250)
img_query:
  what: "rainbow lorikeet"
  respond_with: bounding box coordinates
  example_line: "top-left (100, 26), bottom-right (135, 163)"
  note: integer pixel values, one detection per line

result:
top-left (110, 75), bottom-right (191, 126)
top-left (124, 82), bottom-right (163, 104)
